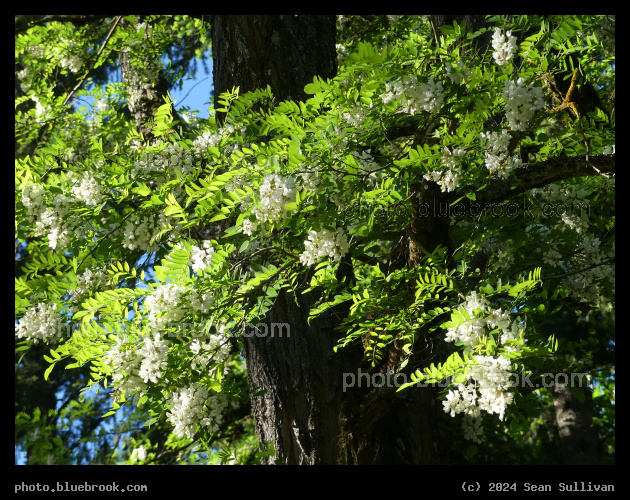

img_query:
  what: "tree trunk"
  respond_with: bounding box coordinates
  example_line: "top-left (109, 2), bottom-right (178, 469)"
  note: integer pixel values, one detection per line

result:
top-left (242, 276), bottom-right (363, 464)
top-left (210, 15), bottom-right (337, 122)
top-left (552, 383), bottom-right (604, 464)
top-left (211, 14), bottom-right (459, 465)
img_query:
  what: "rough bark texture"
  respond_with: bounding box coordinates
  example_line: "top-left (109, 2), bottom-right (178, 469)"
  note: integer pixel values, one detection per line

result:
top-left (552, 384), bottom-right (605, 464)
top-left (210, 15), bottom-right (337, 121)
top-left (242, 278), bottom-right (363, 464)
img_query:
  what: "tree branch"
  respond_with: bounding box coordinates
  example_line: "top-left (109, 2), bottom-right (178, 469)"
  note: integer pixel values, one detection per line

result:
top-left (445, 153), bottom-right (615, 208)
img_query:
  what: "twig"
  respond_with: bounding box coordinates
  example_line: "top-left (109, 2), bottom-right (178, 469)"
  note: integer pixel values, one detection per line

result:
top-left (544, 256), bottom-right (615, 281)
top-left (62, 16), bottom-right (122, 108)
top-left (77, 210), bottom-right (135, 270)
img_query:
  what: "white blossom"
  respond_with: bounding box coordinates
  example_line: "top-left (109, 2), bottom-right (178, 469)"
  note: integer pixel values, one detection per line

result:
top-left (252, 173), bottom-right (297, 224)
top-left (167, 383), bottom-right (227, 439)
top-left (423, 146), bottom-right (466, 192)
top-left (189, 241), bottom-right (215, 274)
top-left (381, 75), bottom-right (444, 115)
top-left (299, 226), bottom-right (350, 266)
top-left (144, 283), bottom-right (186, 330)
top-left (106, 336), bottom-right (146, 396)
top-left (21, 184), bottom-right (46, 222)
top-left (15, 303), bottom-right (61, 343)
top-left (69, 266), bottom-right (108, 303)
top-left (95, 98), bottom-right (108, 112)
top-left (137, 332), bottom-right (170, 384)
top-left (491, 28), bottom-right (518, 66)
top-left (502, 78), bottom-right (545, 131)
top-left (445, 60), bottom-right (471, 85)
top-left (480, 129), bottom-right (522, 178)
top-left (190, 332), bottom-right (230, 373)
top-left (71, 173), bottom-right (104, 206)
top-left (444, 291), bottom-right (489, 347)
top-left (240, 218), bottom-right (258, 236)
top-left (129, 445), bottom-right (147, 462)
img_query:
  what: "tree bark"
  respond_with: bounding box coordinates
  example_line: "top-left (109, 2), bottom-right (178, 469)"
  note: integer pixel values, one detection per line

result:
top-left (210, 15), bottom-right (337, 122)
top-left (552, 383), bottom-right (605, 464)
top-left (242, 278), bottom-right (363, 464)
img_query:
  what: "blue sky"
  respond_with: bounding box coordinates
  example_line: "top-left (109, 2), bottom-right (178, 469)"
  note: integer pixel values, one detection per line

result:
top-left (166, 48), bottom-right (213, 120)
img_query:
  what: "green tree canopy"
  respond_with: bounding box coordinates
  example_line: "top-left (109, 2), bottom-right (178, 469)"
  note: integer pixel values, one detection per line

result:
top-left (15, 14), bottom-right (614, 466)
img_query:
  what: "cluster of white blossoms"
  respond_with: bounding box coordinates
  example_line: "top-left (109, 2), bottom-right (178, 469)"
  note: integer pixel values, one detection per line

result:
top-left (491, 28), bottom-right (518, 66)
top-left (299, 225), bottom-right (350, 266)
top-left (21, 184), bottom-right (47, 223)
top-left (443, 354), bottom-right (515, 438)
top-left (252, 173), bottom-right (297, 224)
top-left (478, 236), bottom-right (515, 272)
top-left (125, 61), bottom-right (161, 113)
top-left (58, 38), bottom-right (83, 73)
top-left (539, 231), bottom-right (614, 308)
top-left (161, 142), bottom-right (194, 177)
top-left (343, 104), bottom-right (371, 128)
top-left (137, 332), bottom-right (170, 384)
top-left (381, 75), bottom-right (444, 115)
top-left (442, 291), bottom-right (525, 440)
top-left (297, 164), bottom-right (324, 195)
top-left (470, 356), bottom-right (515, 419)
top-left (94, 98), bottom-right (108, 113)
top-left (22, 175), bottom-right (107, 250)
top-left (192, 123), bottom-right (246, 156)
top-left (31, 95), bottom-right (52, 119)
top-left (132, 142), bottom-right (194, 185)
top-left (167, 383), bottom-right (228, 439)
top-left (15, 302), bottom-right (61, 343)
top-left (542, 247), bottom-right (563, 267)
top-left (17, 67), bottom-right (31, 92)
top-left (240, 218), bottom-right (258, 237)
top-left (336, 43), bottom-right (349, 64)
top-left (424, 146), bottom-right (466, 192)
top-left (69, 266), bottom-right (108, 304)
top-left (480, 129), bottom-right (522, 178)
top-left (122, 213), bottom-right (181, 252)
top-left (445, 60), bottom-right (472, 85)
top-left (71, 173), bottom-right (104, 206)
top-left (444, 291), bottom-right (489, 347)
top-left (129, 445), bottom-right (147, 463)
top-left (188, 289), bottom-right (214, 315)
top-left (563, 248), bottom-right (615, 309)
top-left (144, 283), bottom-right (186, 330)
top-left (462, 414), bottom-right (484, 442)
top-left (502, 78), bottom-right (545, 131)
top-left (189, 241), bottom-right (215, 274)
top-left (528, 183), bottom-right (590, 234)
top-left (34, 195), bottom-right (76, 250)
top-left (190, 332), bottom-right (231, 373)
top-left (122, 214), bottom-right (158, 252)
top-left (106, 336), bottom-right (147, 398)
top-left (192, 130), bottom-right (221, 155)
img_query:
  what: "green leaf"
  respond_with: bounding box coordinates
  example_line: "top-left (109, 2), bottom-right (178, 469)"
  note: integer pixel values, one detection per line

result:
top-left (44, 363), bottom-right (54, 381)
top-left (135, 184), bottom-right (152, 196)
